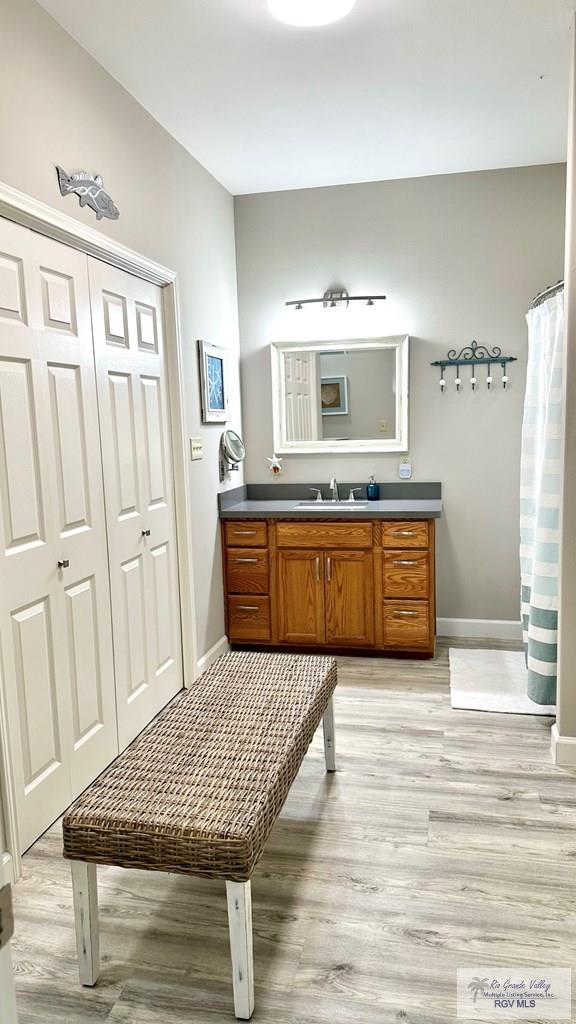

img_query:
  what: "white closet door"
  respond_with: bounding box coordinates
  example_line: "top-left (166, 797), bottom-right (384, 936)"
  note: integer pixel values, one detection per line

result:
top-left (0, 219), bottom-right (118, 851)
top-left (88, 259), bottom-right (183, 750)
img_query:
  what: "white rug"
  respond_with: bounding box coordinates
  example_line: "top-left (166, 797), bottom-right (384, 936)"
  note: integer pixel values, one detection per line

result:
top-left (449, 648), bottom-right (556, 715)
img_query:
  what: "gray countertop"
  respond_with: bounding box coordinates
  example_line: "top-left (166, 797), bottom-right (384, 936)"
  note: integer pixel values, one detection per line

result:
top-left (219, 498), bottom-right (442, 520)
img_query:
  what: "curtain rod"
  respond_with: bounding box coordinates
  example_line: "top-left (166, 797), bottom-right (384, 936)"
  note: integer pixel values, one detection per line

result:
top-left (530, 280), bottom-right (564, 310)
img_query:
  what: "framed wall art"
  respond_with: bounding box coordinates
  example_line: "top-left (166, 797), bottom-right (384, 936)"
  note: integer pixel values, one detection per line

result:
top-left (198, 339), bottom-right (228, 423)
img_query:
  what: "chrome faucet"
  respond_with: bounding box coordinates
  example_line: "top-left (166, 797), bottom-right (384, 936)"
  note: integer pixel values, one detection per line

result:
top-left (329, 477), bottom-right (340, 501)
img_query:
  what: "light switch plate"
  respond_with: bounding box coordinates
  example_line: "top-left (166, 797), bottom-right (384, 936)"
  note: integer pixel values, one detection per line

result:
top-left (190, 437), bottom-right (203, 461)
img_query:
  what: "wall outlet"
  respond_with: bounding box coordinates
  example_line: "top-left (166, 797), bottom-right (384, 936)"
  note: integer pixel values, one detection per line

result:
top-left (399, 457), bottom-right (412, 480)
top-left (190, 437), bottom-right (203, 461)
top-left (379, 418), bottom-right (388, 433)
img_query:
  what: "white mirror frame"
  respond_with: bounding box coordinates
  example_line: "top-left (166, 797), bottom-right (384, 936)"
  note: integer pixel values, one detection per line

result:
top-left (271, 335), bottom-right (409, 454)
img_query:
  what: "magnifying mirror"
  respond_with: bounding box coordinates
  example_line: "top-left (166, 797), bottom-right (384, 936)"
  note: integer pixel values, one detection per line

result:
top-left (220, 429), bottom-right (246, 481)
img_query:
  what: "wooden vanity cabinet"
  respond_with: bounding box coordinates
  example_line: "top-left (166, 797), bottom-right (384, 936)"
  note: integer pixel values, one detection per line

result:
top-left (222, 517), bottom-right (436, 656)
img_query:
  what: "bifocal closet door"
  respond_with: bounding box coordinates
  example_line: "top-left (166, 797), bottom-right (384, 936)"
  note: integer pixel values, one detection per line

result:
top-left (0, 219), bottom-right (118, 851)
top-left (88, 259), bottom-right (182, 750)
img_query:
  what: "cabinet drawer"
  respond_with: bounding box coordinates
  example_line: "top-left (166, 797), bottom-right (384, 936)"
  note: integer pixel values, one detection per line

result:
top-left (383, 600), bottom-right (430, 648)
top-left (382, 520), bottom-right (429, 549)
top-left (224, 520), bottom-right (268, 548)
top-left (226, 548), bottom-right (269, 594)
top-left (228, 596), bottom-right (270, 641)
top-left (383, 550), bottom-right (429, 599)
top-left (276, 521), bottom-right (373, 549)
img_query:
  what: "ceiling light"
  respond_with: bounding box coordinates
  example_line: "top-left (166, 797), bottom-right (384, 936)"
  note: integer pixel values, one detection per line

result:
top-left (267, 0), bottom-right (357, 28)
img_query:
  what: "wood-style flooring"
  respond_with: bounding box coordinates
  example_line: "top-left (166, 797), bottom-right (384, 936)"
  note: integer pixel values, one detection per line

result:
top-left (11, 640), bottom-right (576, 1023)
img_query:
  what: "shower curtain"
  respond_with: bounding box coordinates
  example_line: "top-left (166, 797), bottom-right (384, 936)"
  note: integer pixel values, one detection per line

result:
top-left (520, 291), bottom-right (564, 705)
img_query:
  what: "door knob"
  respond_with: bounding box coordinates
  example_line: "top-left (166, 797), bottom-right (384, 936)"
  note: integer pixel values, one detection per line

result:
top-left (141, 529), bottom-right (151, 537)
top-left (57, 559), bottom-right (70, 569)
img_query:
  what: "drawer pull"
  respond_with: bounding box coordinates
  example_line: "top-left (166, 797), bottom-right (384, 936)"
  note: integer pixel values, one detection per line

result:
top-left (237, 605), bottom-right (259, 612)
top-left (326, 556), bottom-right (332, 582)
top-left (234, 557), bottom-right (259, 563)
top-left (392, 529), bottom-right (417, 537)
top-left (233, 529), bottom-right (257, 536)
top-left (393, 609), bottom-right (419, 617)
top-left (392, 559), bottom-right (418, 566)
top-left (315, 556), bottom-right (321, 582)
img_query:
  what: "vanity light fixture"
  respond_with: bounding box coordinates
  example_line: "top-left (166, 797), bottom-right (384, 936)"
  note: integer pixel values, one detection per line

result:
top-left (286, 288), bottom-right (386, 310)
top-left (267, 0), bottom-right (357, 27)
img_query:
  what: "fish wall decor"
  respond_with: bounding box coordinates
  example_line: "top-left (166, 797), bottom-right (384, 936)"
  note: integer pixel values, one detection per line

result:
top-left (56, 166), bottom-right (120, 220)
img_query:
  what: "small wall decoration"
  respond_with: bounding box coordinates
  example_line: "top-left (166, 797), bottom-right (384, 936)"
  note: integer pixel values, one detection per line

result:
top-left (321, 375), bottom-right (349, 415)
top-left (56, 166), bottom-right (119, 220)
top-left (198, 339), bottom-right (228, 423)
top-left (267, 454), bottom-right (283, 476)
top-left (431, 340), bottom-right (517, 392)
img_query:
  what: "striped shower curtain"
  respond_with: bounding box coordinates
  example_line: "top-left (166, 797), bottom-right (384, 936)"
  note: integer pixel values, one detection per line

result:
top-left (520, 291), bottom-right (564, 705)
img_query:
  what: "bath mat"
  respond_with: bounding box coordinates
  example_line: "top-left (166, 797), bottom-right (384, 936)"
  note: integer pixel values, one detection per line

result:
top-left (449, 647), bottom-right (556, 715)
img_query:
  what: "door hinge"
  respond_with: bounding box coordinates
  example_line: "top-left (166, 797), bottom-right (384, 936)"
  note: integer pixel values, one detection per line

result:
top-left (0, 884), bottom-right (14, 949)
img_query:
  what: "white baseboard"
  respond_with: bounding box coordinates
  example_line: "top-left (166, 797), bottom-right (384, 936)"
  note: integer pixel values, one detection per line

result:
top-left (196, 635), bottom-right (230, 675)
top-left (551, 723), bottom-right (576, 766)
top-left (437, 618), bottom-right (522, 641)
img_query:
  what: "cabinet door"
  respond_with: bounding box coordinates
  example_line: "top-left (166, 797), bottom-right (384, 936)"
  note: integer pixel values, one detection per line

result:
top-left (277, 550), bottom-right (325, 645)
top-left (325, 550), bottom-right (374, 647)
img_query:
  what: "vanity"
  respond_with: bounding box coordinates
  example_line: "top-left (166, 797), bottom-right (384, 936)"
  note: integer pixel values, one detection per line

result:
top-left (219, 484), bottom-right (441, 657)
top-left (219, 334), bottom-right (441, 657)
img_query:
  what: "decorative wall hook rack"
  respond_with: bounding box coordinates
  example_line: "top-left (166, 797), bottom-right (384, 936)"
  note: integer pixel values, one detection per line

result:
top-left (431, 341), bottom-right (517, 392)
top-left (286, 287), bottom-right (386, 310)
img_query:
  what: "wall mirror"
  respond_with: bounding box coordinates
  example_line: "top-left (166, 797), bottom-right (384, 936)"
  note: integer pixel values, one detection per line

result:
top-left (271, 335), bottom-right (409, 454)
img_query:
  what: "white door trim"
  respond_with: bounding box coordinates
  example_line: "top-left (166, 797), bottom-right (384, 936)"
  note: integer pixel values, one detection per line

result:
top-left (0, 179), bottom-right (199, 876)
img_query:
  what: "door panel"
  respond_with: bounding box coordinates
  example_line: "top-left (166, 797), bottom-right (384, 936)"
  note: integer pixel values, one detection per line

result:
top-left (108, 371), bottom-right (140, 520)
top-left (47, 364), bottom-right (92, 536)
top-left (140, 375), bottom-right (167, 508)
top-left (0, 358), bottom-right (45, 553)
top-left (277, 549), bottom-right (325, 645)
top-left (120, 554), bottom-right (149, 703)
top-left (0, 219), bottom-right (118, 851)
top-left (325, 550), bottom-right (374, 647)
top-left (89, 258), bottom-right (182, 750)
top-left (64, 577), bottom-right (105, 747)
top-left (11, 596), bottom-right (61, 791)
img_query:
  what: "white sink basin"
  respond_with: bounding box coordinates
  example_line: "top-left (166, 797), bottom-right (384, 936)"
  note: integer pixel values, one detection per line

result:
top-left (294, 502), bottom-right (369, 511)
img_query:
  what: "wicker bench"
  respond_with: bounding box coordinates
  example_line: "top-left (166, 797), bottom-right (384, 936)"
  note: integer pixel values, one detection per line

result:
top-left (63, 650), bottom-right (338, 1020)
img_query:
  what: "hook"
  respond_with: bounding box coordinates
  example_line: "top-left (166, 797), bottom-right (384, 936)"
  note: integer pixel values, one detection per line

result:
top-left (470, 363), bottom-right (477, 392)
top-left (455, 365), bottom-right (462, 392)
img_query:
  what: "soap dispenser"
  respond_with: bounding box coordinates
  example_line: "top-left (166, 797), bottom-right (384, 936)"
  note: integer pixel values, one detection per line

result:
top-left (367, 475), bottom-right (380, 501)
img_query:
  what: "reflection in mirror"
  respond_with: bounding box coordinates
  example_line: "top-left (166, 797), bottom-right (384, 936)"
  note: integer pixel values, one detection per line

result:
top-left (272, 336), bottom-right (409, 454)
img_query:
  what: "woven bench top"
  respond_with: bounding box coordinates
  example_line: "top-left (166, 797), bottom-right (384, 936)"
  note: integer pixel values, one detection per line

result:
top-left (63, 651), bottom-right (337, 881)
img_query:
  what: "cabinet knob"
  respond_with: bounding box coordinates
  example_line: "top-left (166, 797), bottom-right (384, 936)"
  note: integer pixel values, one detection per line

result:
top-left (57, 559), bottom-right (70, 570)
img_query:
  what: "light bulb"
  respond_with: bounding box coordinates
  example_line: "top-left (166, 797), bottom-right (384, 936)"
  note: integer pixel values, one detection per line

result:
top-left (267, 0), bottom-right (357, 27)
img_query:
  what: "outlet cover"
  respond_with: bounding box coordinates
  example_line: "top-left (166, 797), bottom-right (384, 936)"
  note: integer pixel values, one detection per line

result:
top-left (190, 437), bottom-right (203, 461)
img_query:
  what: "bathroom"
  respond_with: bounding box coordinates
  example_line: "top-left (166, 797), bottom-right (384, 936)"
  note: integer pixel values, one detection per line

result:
top-left (0, 2), bottom-right (574, 1022)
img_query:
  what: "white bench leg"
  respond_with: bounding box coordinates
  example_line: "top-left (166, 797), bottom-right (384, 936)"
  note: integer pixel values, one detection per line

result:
top-left (323, 696), bottom-right (336, 772)
top-left (226, 880), bottom-right (254, 1020)
top-left (71, 861), bottom-right (100, 986)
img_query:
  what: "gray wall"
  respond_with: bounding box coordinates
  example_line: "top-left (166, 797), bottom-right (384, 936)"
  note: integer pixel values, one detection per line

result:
top-left (0, 0), bottom-right (242, 661)
top-left (235, 165), bottom-right (566, 621)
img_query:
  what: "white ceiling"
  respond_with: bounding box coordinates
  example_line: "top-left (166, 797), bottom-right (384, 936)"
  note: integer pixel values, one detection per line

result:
top-left (38, 0), bottom-right (573, 195)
